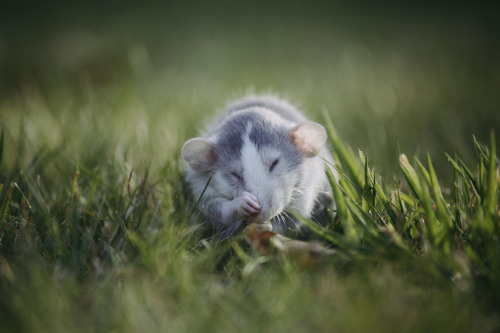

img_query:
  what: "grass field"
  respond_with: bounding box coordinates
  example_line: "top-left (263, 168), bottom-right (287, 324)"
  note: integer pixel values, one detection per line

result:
top-left (1, 2), bottom-right (500, 332)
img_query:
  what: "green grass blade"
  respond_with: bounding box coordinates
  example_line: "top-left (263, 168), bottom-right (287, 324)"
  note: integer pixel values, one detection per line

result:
top-left (427, 153), bottom-right (452, 251)
top-left (344, 197), bottom-right (380, 236)
top-left (337, 173), bottom-right (359, 202)
top-left (452, 164), bottom-right (463, 232)
top-left (485, 131), bottom-right (498, 212)
top-left (398, 192), bottom-right (419, 209)
top-left (418, 182), bottom-right (439, 249)
top-left (416, 158), bottom-right (431, 185)
top-left (0, 128), bottom-right (4, 169)
top-left (399, 154), bottom-right (423, 200)
top-left (445, 153), bottom-right (476, 201)
top-left (456, 157), bottom-right (481, 198)
top-left (321, 157), bottom-right (359, 201)
top-left (0, 183), bottom-right (12, 224)
top-left (473, 134), bottom-right (489, 162)
top-left (292, 211), bottom-right (351, 248)
top-left (479, 157), bottom-right (486, 201)
top-left (326, 167), bottom-right (357, 240)
top-left (358, 150), bottom-right (395, 226)
top-left (361, 150), bottom-right (371, 212)
top-left (484, 131), bottom-right (498, 231)
top-left (394, 179), bottom-right (406, 217)
top-left (321, 110), bottom-right (363, 190)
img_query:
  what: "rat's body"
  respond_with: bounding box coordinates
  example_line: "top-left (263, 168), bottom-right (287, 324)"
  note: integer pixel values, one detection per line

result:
top-left (182, 95), bottom-right (335, 237)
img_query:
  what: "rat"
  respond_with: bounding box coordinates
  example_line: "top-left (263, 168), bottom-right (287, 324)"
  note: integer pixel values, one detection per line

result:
top-left (181, 95), bottom-right (336, 237)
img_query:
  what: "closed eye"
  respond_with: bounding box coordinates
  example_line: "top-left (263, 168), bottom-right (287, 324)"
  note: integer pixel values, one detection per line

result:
top-left (269, 158), bottom-right (279, 172)
top-left (231, 171), bottom-right (244, 183)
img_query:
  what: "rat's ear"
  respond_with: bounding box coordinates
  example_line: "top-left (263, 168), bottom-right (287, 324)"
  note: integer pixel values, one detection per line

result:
top-left (181, 138), bottom-right (216, 171)
top-left (290, 122), bottom-right (327, 157)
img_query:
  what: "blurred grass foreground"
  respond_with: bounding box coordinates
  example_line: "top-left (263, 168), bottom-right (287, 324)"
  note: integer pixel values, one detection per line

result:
top-left (1, 1), bottom-right (500, 332)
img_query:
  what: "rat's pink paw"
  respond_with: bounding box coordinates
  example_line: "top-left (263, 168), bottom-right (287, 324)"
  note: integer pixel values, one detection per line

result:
top-left (237, 192), bottom-right (261, 217)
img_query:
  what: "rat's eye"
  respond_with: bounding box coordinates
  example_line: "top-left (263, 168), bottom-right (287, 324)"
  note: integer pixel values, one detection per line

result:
top-left (230, 171), bottom-right (243, 183)
top-left (269, 158), bottom-right (279, 172)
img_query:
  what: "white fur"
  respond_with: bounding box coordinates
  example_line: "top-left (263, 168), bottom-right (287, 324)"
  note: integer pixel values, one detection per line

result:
top-left (239, 125), bottom-right (288, 223)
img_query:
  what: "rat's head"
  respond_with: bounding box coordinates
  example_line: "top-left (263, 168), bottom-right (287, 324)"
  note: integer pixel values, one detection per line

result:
top-left (182, 109), bottom-right (327, 223)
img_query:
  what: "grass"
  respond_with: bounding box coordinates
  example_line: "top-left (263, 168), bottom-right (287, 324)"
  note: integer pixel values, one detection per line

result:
top-left (1, 2), bottom-right (500, 332)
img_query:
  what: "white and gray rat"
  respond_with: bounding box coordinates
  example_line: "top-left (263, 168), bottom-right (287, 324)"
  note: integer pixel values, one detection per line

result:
top-left (182, 95), bottom-right (335, 237)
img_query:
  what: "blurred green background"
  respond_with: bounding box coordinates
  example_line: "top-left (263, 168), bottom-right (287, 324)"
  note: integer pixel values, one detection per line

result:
top-left (2, 0), bottom-right (499, 177)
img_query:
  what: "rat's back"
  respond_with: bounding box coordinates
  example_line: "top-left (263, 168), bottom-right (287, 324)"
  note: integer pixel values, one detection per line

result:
top-left (209, 95), bottom-right (307, 133)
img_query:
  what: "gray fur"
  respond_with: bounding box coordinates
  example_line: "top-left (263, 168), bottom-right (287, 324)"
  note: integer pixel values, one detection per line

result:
top-left (216, 94), bottom-right (307, 125)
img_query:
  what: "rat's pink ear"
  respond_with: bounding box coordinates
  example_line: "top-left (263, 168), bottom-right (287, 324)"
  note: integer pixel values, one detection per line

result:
top-left (290, 122), bottom-right (327, 157)
top-left (181, 138), bottom-right (216, 171)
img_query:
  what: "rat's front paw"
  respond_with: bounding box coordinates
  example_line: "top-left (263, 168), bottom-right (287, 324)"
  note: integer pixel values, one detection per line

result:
top-left (237, 192), bottom-right (261, 217)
